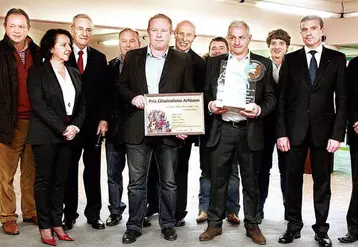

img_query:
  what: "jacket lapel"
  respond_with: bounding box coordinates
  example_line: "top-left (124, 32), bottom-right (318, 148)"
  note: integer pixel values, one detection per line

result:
top-left (67, 66), bottom-right (81, 110)
top-left (136, 47), bottom-right (148, 93)
top-left (158, 48), bottom-right (174, 91)
top-left (83, 47), bottom-right (95, 75)
top-left (44, 60), bottom-right (66, 112)
top-left (297, 48), bottom-right (311, 90)
top-left (314, 46), bottom-right (330, 89)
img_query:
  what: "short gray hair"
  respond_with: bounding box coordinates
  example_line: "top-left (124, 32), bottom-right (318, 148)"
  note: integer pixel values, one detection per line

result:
top-left (300, 15), bottom-right (324, 29)
top-left (227, 20), bottom-right (250, 37)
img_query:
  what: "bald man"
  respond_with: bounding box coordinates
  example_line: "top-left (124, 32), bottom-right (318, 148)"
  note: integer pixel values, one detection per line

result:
top-left (174, 20), bottom-right (206, 226)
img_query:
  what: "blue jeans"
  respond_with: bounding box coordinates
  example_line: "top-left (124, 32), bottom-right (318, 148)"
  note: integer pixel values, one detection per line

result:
top-left (199, 145), bottom-right (240, 214)
top-left (126, 142), bottom-right (178, 232)
top-left (105, 140), bottom-right (126, 215)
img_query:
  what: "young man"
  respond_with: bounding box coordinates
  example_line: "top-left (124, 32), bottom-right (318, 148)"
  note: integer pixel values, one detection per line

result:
top-left (0, 8), bottom-right (42, 235)
top-left (259, 29), bottom-right (291, 218)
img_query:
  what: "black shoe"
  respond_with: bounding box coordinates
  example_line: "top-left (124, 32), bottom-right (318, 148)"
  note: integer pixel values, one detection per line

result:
top-left (122, 229), bottom-right (141, 244)
top-left (106, 214), bottom-right (122, 226)
top-left (87, 218), bottom-right (105, 230)
top-left (278, 230), bottom-right (301, 244)
top-left (62, 219), bottom-right (76, 231)
top-left (161, 227), bottom-right (177, 241)
top-left (143, 217), bottom-right (151, 227)
top-left (315, 234), bottom-right (332, 247)
top-left (338, 233), bottom-right (358, 243)
top-left (175, 218), bottom-right (185, 227)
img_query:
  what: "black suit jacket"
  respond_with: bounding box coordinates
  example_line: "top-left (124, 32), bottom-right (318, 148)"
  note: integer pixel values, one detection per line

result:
top-left (107, 56), bottom-right (126, 144)
top-left (27, 60), bottom-right (85, 144)
top-left (276, 46), bottom-right (347, 147)
top-left (205, 53), bottom-right (276, 151)
top-left (346, 57), bottom-right (358, 145)
top-left (117, 46), bottom-right (194, 146)
top-left (67, 46), bottom-right (109, 138)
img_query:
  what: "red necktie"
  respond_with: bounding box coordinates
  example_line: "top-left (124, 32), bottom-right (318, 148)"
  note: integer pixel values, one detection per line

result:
top-left (77, 50), bottom-right (84, 74)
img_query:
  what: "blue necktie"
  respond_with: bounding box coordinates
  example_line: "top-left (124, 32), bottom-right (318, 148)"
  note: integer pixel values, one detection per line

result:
top-left (309, 50), bottom-right (317, 86)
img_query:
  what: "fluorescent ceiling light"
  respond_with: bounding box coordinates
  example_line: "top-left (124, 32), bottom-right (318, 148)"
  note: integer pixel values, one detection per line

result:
top-left (256, 2), bottom-right (340, 18)
top-left (101, 39), bottom-right (118, 46)
top-left (343, 12), bottom-right (358, 18)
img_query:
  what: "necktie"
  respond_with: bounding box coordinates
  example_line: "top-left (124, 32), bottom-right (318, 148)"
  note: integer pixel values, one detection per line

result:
top-left (309, 50), bottom-right (317, 86)
top-left (78, 50), bottom-right (84, 74)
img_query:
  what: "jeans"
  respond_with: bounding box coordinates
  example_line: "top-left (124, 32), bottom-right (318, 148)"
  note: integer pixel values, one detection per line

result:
top-left (199, 144), bottom-right (241, 215)
top-left (105, 140), bottom-right (126, 215)
top-left (126, 142), bottom-right (178, 232)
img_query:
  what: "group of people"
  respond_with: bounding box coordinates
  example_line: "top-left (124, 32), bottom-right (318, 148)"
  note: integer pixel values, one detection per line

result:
top-left (1, 6), bottom-right (358, 247)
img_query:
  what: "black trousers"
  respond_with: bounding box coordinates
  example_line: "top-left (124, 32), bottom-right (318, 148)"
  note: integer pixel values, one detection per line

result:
top-left (33, 143), bottom-right (72, 229)
top-left (63, 132), bottom-right (102, 220)
top-left (258, 127), bottom-right (286, 211)
top-left (285, 134), bottom-right (331, 235)
top-left (347, 133), bottom-right (358, 235)
top-left (208, 122), bottom-right (261, 228)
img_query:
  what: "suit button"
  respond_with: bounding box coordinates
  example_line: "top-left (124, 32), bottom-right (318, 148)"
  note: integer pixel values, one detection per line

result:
top-left (307, 110), bottom-right (310, 113)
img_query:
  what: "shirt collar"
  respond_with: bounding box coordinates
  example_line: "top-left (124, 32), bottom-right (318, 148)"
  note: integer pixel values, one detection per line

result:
top-left (304, 43), bottom-right (323, 55)
top-left (228, 51), bottom-right (250, 61)
top-left (14, 36), bottom-right (31, 53)
top-left (147, 45), bottom-right (169, 58)
top-left (73, 43), bottom-right (88, 55)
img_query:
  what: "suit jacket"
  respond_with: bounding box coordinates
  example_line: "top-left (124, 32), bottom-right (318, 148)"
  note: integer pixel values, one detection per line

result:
top-left (117, 46), bottom-right (194, 146)
top-left (276, 46), bottom-right (347, 147)
top-left (186, 48), bottom-right (206, 144)
top-left (107, 56), bottom-right (126, 144)
top-left (346, 56), bottom-right (358, 145)
top-left (67, 46), bottom-right (109, 138)
top-left (27, 60), bottom-right (85, 145)
top-left (205, 53), bottom-right (276, 151)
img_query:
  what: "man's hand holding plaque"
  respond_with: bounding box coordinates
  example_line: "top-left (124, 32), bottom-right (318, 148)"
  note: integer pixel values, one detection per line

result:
top-left (239, 102), bottom-right (261, 118)
top-left (208, 100), bottom-right (227, 115)
top-left (131, 95), bottom-right (145, 109)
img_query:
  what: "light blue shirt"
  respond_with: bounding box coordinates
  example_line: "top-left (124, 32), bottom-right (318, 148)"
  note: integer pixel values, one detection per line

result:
top-left (145, 46), bottom-right (168, 94)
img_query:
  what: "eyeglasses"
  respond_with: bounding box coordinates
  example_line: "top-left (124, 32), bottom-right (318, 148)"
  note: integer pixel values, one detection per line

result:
top-left (75, 26), bottom-right (93, 34)
top-left (176, 32), bottom-right (195, 40)
top-left (7, 24), bottom-right (28, 30)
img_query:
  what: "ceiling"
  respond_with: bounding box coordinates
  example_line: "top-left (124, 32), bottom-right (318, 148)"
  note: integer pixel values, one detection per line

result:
top-left (1, 0), bottom-right (358, 57)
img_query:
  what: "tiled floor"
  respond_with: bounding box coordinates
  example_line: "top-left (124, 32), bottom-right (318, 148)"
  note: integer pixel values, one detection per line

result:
top-left (1, 146), bottom-right (354, 247)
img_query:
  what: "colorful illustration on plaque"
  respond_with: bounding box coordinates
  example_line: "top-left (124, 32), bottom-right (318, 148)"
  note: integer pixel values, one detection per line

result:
top-left (147, 110), bottom-right (172, 133)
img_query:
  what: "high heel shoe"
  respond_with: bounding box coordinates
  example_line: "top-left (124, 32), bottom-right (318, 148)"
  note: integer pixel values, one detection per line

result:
top-left (52, 228), bottom-right (74, 241)
top-left (41, 237), bottom-right (57, 246)
top-left (40, 229), bottom-right (56, 246)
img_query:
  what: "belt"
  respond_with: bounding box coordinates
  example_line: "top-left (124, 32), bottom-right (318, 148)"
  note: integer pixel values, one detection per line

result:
top-left (222, 119), bottom-right (247, 128)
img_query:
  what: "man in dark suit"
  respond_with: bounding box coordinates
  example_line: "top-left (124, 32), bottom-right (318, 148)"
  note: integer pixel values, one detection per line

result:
top-left (62, 13), bottom-right (109, 230)
top-left (338, 57), bottom-right (358, 244)
top-left (199, 20), bottom-right (276, 245)
top-left (117, 14), bottom-right (193, 244)
top-left (105, 28), bottom-right (141, 227)
top-left (276, 15), bottom-right (347, 247)
top-left (172, 20), bottom-right (206, 226)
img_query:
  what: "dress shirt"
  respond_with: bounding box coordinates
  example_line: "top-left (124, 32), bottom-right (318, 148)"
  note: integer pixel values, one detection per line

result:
top-left (52, 65), bottom-right (76, 115)
top-left (145, 46), bottom-right (168, 94)
top-left (304, 44), bottom-right (323, 68)
top-left (271, 58), bottom-right (282, 83)
top-left (73, 44), bottom-right (88, 70)
top-left (220, 52), bottom-right (250, 122)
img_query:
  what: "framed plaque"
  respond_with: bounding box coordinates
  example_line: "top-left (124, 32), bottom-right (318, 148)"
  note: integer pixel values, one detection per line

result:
top-left (216, 59), bottom-right (266, 111)
top-left (144, 93), bottom-right (205, 136)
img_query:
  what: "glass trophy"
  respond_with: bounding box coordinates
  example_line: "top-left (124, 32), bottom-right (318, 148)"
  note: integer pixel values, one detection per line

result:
top-left (215, 60), bottom-right (227, 108)
top-left (216, 59), bottom-right (266, 112)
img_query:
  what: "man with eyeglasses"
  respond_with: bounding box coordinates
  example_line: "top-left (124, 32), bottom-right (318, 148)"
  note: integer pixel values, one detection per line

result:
top-left (62, 13), bottom-right (110, 231)
top-left (0, 7), bottom-right (42, 235)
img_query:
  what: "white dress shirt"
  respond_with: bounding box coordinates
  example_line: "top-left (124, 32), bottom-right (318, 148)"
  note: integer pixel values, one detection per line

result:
top-left (52, 65), bottom-right (76, 115)
top-left (304, 44), bottom-right (323, 68)
top-left (72, 44), bottom-right (88, 70)
top-left (220, 52), bottom-right (250, 122)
